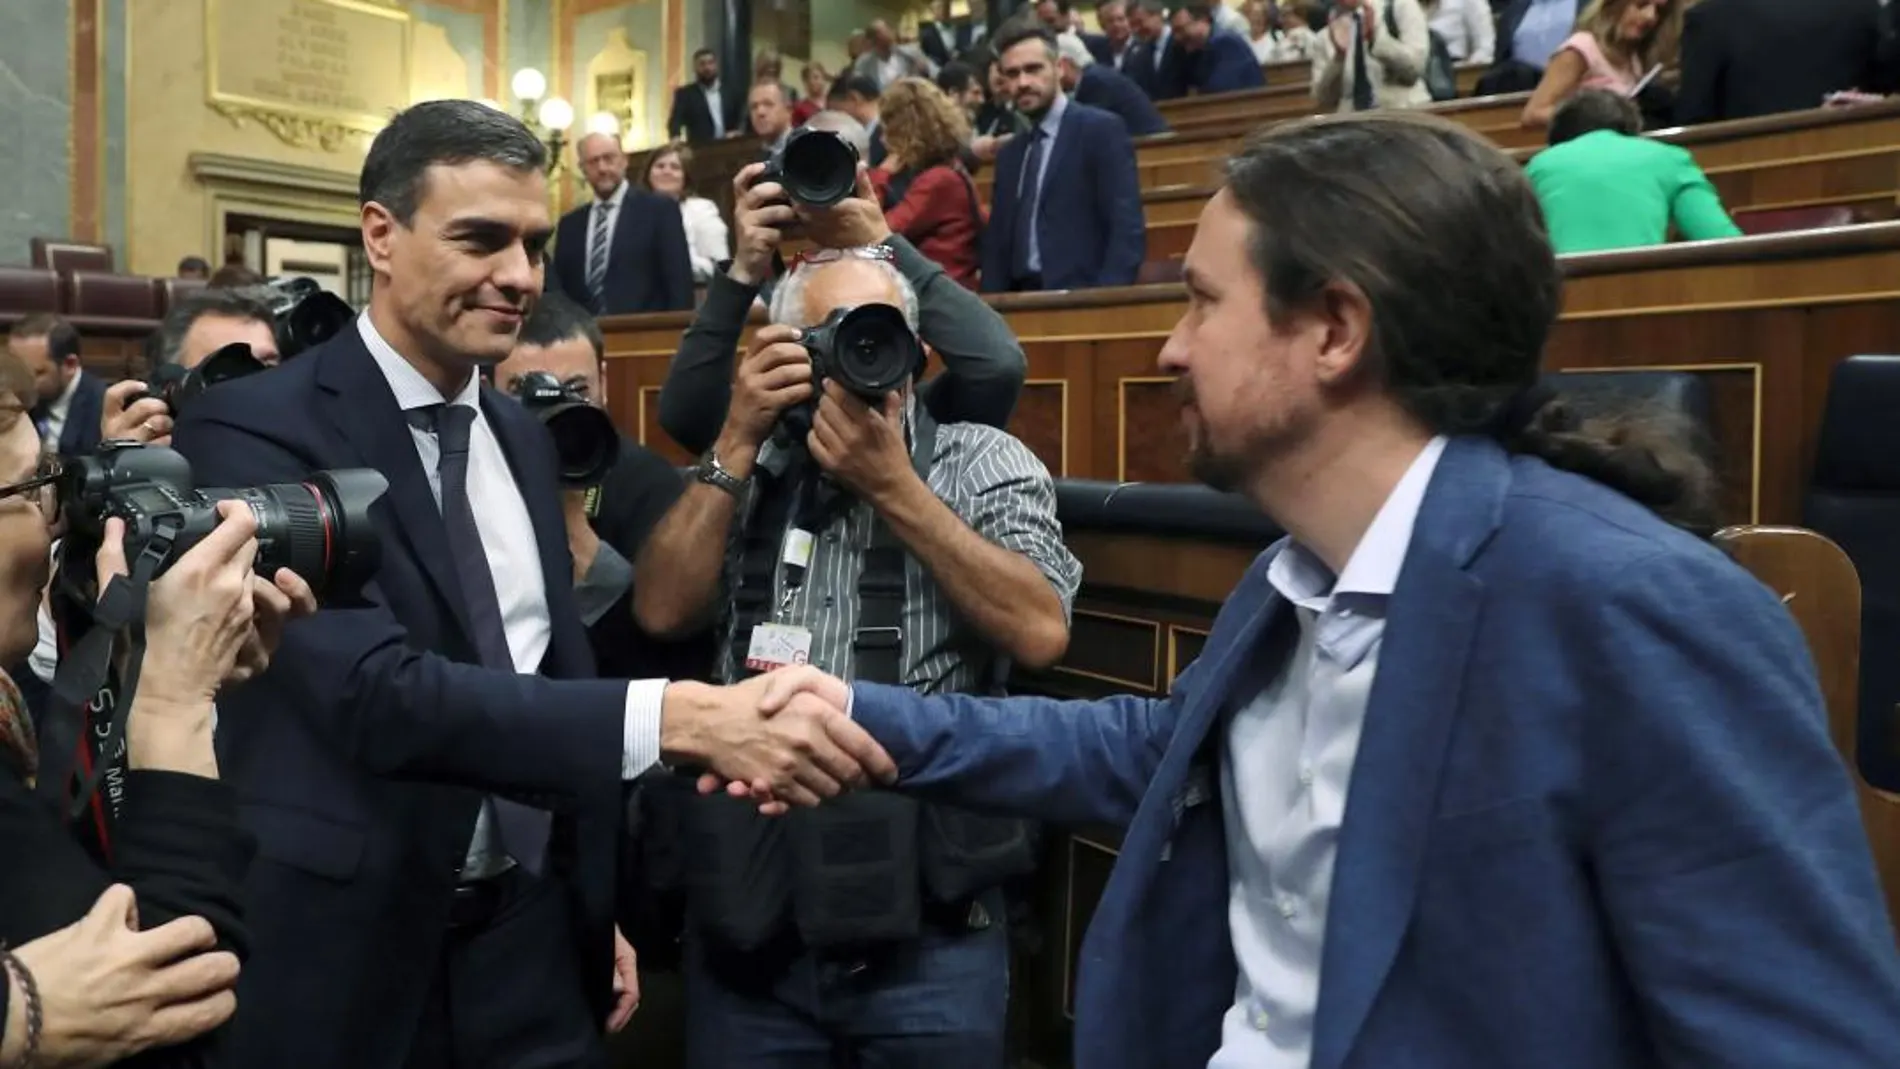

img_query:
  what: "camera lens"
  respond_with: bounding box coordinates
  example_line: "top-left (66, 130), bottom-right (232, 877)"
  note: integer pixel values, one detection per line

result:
top-left (780, 129), bottom-right (860, 207)
top-left (540, 403), bottom-right (621, 486)
top-left (827, 305), bottom-right (920, 397)
top-left (199, 469), bottom-right (388, 603)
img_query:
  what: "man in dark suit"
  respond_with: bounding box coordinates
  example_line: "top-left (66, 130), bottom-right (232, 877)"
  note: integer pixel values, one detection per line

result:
top-left (7, 314), bottom-right (104, 458)
top-left (1058, 31), bottom-right (1170, 134)
top-left (1096, 0), bottom-right (1139, 70)
top-left (828, 73), bottom-right (890, 167)
top-left (738, 112), bottom-right (1900, 1069)
top-left (170, 100), bottom-right (895, 1069)
top-left (1124, 0), bottom-right (1188, 98)
top-left (1676, 0), bottom-right (1888, 124)
top-left (667, 48), bottom-right (746, 143)
top-left (1173, 3), bottom-right (1268, 93)
top-left (551, 132), bottom-right (694, 316)
top-left (919, 0), bottom-right (987, 67)
top-left (983, 25), bottom-right (1146, 292)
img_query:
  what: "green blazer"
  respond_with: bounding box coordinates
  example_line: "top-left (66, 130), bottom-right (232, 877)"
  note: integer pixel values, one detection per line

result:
top-left (1526, 129), bottom-right (1743, 255)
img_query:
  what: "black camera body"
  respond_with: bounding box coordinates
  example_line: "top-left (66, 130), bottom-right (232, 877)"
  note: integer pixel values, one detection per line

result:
top-left (267, 276), bottom-right (355, 360)
top-left (507, 371), bottom-right (621, 486)
top-left (760, 126), bottom-right (861, 208)
top-left (136, 340), bottom-right (269, 414)
top-left (55, 442), bottom-right (389, 604)
top-left (779, 303), bottom-right (922, 437)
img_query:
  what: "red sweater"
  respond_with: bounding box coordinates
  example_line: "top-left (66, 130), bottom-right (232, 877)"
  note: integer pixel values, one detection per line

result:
top-left (872, 163), bottom-right (986, 291)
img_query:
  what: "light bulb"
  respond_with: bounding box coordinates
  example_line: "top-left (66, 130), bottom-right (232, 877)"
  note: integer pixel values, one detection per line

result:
top-left (586, 111), bottom-right (621, 137)
top-left (510, 67), bottom-right (546, 103)
top-left (537, 96), bottom-right (575, 132)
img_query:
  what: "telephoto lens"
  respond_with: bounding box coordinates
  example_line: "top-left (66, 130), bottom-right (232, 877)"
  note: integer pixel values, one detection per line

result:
top-left (266, 276), bottom-right (355, 360)
top-left (761, 127), bottom-right (862, 208)
top-left (506, 371), bottom-right (621, 486)
top-left (802, 303), bottom-right (923, 400)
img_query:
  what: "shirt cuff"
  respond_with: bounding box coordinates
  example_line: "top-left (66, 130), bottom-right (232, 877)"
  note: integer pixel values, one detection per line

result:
top-left (574, 540), bottom-right (634, 626)
top-left (622, 679), bottom-right (667, 779)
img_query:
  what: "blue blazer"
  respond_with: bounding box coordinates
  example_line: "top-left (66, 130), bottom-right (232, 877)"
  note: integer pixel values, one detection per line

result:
top-left (851, 436), bottom-right (1900, 1069)
top-left (552, 189), bottom-right (694, 316)
top-left (981, 100), bottom-right (1146, 292)
top-left (172, 328), bottom-right (631, 1068)
top-left (1075, 63), bottom-right (1171, 136)
top-left (1191, 30), bottom-right (1268, 94)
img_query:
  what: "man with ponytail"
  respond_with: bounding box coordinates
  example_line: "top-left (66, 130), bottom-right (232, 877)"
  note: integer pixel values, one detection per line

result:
top-left (727, 111), bottom-right (1900, 1069)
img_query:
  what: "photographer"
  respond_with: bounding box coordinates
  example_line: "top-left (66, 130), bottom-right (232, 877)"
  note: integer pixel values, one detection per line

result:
top-left (100, 288), bottom-right (282, 449)
top-left (0, 349), bottom-right (318, 1067)
top-left (490, 291), bottom-right (714, 683)
top-left (657, 154), bottom-right (1026, 457)
top-left (634, 249), bottom-right (1079, 1067)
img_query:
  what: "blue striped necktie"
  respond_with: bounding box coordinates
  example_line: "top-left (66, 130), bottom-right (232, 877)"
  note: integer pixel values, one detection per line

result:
top-left (586, 200), bottom-right (612, 312)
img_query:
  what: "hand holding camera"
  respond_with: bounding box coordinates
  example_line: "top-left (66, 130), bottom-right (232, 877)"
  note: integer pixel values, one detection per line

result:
top-left (721, 325), bottom-right (814, 459)
top-left (796, 167), bottom-right (893, 251)
top-left (101, 380), bottom-right (175, 447)
top-left (730, 163), bottom-right (800, 287)
top-left (808, 381), bottom-right (914, 506)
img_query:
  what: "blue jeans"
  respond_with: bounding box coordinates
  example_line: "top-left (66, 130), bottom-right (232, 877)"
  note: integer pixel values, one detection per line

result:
top-left (682, 917), bottom-right (1011, 1069)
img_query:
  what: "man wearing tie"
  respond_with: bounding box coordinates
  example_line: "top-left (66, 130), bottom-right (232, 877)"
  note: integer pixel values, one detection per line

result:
top-left (171, 100), bottom-right (895, 1069)
top-left (983, 26), bottom-right (1146, 293)
top-left (6, 314), bottom-right (104, 458)
top-left (552, 132), bottom-right (694, 315)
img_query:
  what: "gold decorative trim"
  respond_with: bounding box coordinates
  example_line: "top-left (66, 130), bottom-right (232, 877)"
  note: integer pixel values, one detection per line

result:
top-left (204, 0), bottom-right (409, 151)
top-left (1116, 375), bottom-right (1178, 483)
top-left (209, 101), bottom-right (365, 152)
top-left (1050, 608), bottom-right (1163, 692)
top-left (1024, 377), bottom-right (1071, 477)
top-left (1063, 834), bottom-right (1120, 1023)
top-left (1166, 625), bottom-right (1211, 688)
top-left (637, 384), bottom-right (661, 448)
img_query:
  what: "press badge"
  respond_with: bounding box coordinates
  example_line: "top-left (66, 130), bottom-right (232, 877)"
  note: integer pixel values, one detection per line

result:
top-left (746, 623), bottom-right (813, 671)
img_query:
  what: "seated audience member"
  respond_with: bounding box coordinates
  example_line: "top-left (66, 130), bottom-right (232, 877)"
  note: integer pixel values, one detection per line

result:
top-left (175, 255), bottom-right (211, 281)
top-left (751, 81), bottom-right (796, 157)
top-left (1268, 0), bottom-right (1321, 60)
top-left (983, 26), bottom-right (1147, 293)
top-left (1246, 2), bottom-right (1279, 63)
top-left (1522, 0), bottom-right (1681, 129)
top-left (1174, 3), bottom-right (1270, 93)
top-left (1313, 0), bottom-right (1433, 111)
top-left (1057, 31), bottom-right (1172, 134)
top-left (633, 249), bottom-right (1078, 1069)
top-left (970, 57), bottom-right (1031, 139)
top-left (829, 73), bottom-right (890, 166)
top-left (206, 262), bottom-right (265, 288)
top-left (1096, 0), bottom-right (1140, 69)
top-left (1126, 0), bottom-right (1189, 98)
top-left (642, 143), bottom-right (731, 284)
top-left (0, 344), bottom-right (317, 1068)
top-left (490, 291), bottom-right (710, 683)
top-left (1526, 89), bottom-right (1739, 253)
top-left (8, 315), bottom-right (104, 460)
top-left (1476, 0), bottom-right (1580, 94)
top-left (871, 78), bottom-right (988, 291)
top-left (1676, 0), bottom-right (1888, 124)
top-left (658, 161), bottom-right (1026, 455)
top-left (921, 0), bottom-right (990, 66)
top-left (794, 63), bottom-right (831, 123)
top-left (855, 18), bottom-right (939, 88)
top-left (1430, 0), bottom-right (1497, 63)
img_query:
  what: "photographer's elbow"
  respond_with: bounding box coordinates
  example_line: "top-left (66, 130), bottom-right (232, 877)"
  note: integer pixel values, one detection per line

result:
top-left (1011, 613), bottom-right (1071, 672)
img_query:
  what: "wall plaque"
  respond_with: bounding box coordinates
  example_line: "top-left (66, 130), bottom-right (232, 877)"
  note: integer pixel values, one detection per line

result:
top-left (206, 0), bottom-right (412, 151)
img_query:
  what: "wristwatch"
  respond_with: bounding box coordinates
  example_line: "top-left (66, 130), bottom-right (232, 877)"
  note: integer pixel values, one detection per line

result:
top-left (695, 448), bottom-right (749, 498)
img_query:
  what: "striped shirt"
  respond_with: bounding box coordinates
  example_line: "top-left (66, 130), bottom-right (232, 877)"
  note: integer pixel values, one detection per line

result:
top-left (716, 418), bottom-right (1081, 693)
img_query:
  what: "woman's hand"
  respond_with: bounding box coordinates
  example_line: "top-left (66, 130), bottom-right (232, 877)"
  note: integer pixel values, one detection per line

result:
top-left (8, 885), bottom-right (240, 1069)
top-left (104, 503), bottom-right (259, 711)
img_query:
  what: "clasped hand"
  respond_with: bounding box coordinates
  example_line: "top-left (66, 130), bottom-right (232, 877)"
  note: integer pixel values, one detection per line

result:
top-left (694, 666), bottom-right (865, 815)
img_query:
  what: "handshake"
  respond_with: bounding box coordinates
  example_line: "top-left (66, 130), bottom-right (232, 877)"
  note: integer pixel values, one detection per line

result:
top-left (664, 666), bottom-right (889, 815)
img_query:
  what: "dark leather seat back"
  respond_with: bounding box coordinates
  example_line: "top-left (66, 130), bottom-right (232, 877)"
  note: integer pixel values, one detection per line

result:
top-left (1732, 206), bottom-right (1857, 237)
top-left (30, 237), bottom-right (113, 274)
top-left (0, 266), bottom-right (61, 321)
top-left (65, 271), bottom-right (159, 322)
top-left (1057, 479), bottom-right (1281, 544)
top-left (1804, 355), bottom-right (1900, 792)
top-left (157, 276), bottom-right (208, 317)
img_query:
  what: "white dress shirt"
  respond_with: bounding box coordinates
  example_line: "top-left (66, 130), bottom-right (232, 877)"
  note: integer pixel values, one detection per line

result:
top-left (39, 370), bottom-right (80, 445)
top-left (1210, 436), bottom-right (1447, 1069)
top-left (1430, 0), bottom-right (1497, 63)
top-left (585, 180), bottom-right (629, 273)
top-left (357, 316), bottom-right (664, 789)
top-left (700, 81), bottom-right (726, 138)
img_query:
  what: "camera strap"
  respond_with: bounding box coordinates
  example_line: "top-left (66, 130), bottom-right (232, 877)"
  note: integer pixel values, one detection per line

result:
top-left (36, 521), bottom-right (180, 841)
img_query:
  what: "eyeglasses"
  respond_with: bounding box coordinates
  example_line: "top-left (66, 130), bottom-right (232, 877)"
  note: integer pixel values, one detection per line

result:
top-left (789, 244), bottom-right (897, 270)
top-left (0, 454), bottom-right (63, 522)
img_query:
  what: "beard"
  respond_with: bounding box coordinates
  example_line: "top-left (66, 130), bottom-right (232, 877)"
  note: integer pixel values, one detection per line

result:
top-left (1176, 376), bottom-right (1247, 492)
top-left (1175, 375), bottom-right (1310, 494)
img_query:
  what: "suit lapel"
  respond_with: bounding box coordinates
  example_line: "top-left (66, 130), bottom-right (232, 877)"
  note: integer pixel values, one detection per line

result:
top-left (313, 330), bottom-right (475, 639)
top-left (1159, 554), bottom-right (1291, 796)
top-left (1309, 438), bottom-right (1510, 1069)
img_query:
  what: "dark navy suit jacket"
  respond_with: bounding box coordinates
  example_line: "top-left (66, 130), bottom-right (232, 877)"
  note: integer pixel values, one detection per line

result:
top-left (172, 327), bottom-right (632, 1068)
top-left (40, 371), bottom-right (104, 458)
top-left (1075, 63), bottom-right (1171, 136)
top-left (851, 436), bottom-right (1900, 1068)
top-left (981, 99), bottom-right (1146, 292)
top-left (1125, 32), bottom-right (1188, 99)
top-left (552, 189), bottom-right (694, 316)
top-left (1189, 30), bottom-right (1268, 94)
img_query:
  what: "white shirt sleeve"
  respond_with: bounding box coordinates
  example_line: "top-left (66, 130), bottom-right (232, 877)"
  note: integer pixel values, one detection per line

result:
top-left (623, 678), bottom-right (667, 778)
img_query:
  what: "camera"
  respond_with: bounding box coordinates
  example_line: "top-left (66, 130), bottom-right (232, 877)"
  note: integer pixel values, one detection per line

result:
top-left (802, 303), bottom-right (922, 400)
top-left (137, 341), bottom-right (269, 414)
top-left (760, 126), bottom-right (861, 208)
top-left (266, 276), bottom-right (355, 360)
top-left (507, 371), bottom-right (621, 486)
top-left (54, 442), bottom-right (389, 605)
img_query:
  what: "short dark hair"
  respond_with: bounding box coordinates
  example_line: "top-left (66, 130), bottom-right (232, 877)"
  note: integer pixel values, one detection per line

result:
top-left (176, 255), bottom-right (210, 276)
top-left (517, 290), bottom-right (604, 364)
top-left (1178, 3), bottom-right (1215, 23)
top-left (1222, 112), bottom-right (1715, 531)
top-left (694, 47), bottom-right (716, 61)
top-left (936, 61), bottom-right (979, 95)
top-left (992, 24), bottom-right (1059, 63)
top-left (1548, 90), bottom-right (1643, 146)
top-left (828, 72), bottom-right (882, 103)
top-left (8, 314), bottom-right (80, 365)
top-left (151, 286), bottom-right (276, 367)
top-left (359, 100), bottom-right (547, 225)
top-left (207, 263), bottom-right (265, 289)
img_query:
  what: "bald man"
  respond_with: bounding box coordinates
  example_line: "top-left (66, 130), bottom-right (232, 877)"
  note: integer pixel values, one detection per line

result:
top-left (551, 132), bottom-right (694, 315)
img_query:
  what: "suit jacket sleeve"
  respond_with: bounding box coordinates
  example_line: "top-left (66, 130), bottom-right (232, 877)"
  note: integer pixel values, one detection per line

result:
top-left (666, 87), bottom-right (686, 141)
top-left (1673, 2), bottom-right (1721, 125)
top-left (1370, 0), bottom-right (1431, 85)
top-left (172, 414), bottom-right (628, 811)
top-left (849, 662), bottom-right (1196, 827)
top-left (1092, 113), bottom-right (1148, 287)
top-left (652, 196), bottom-right (695, 311)
top-left (892, 232), bottom-right (1026, 430)
top-left (1583, 548), bottom-right (1900, 1064)
top-left (656, 272), bottom-right (761, 454)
